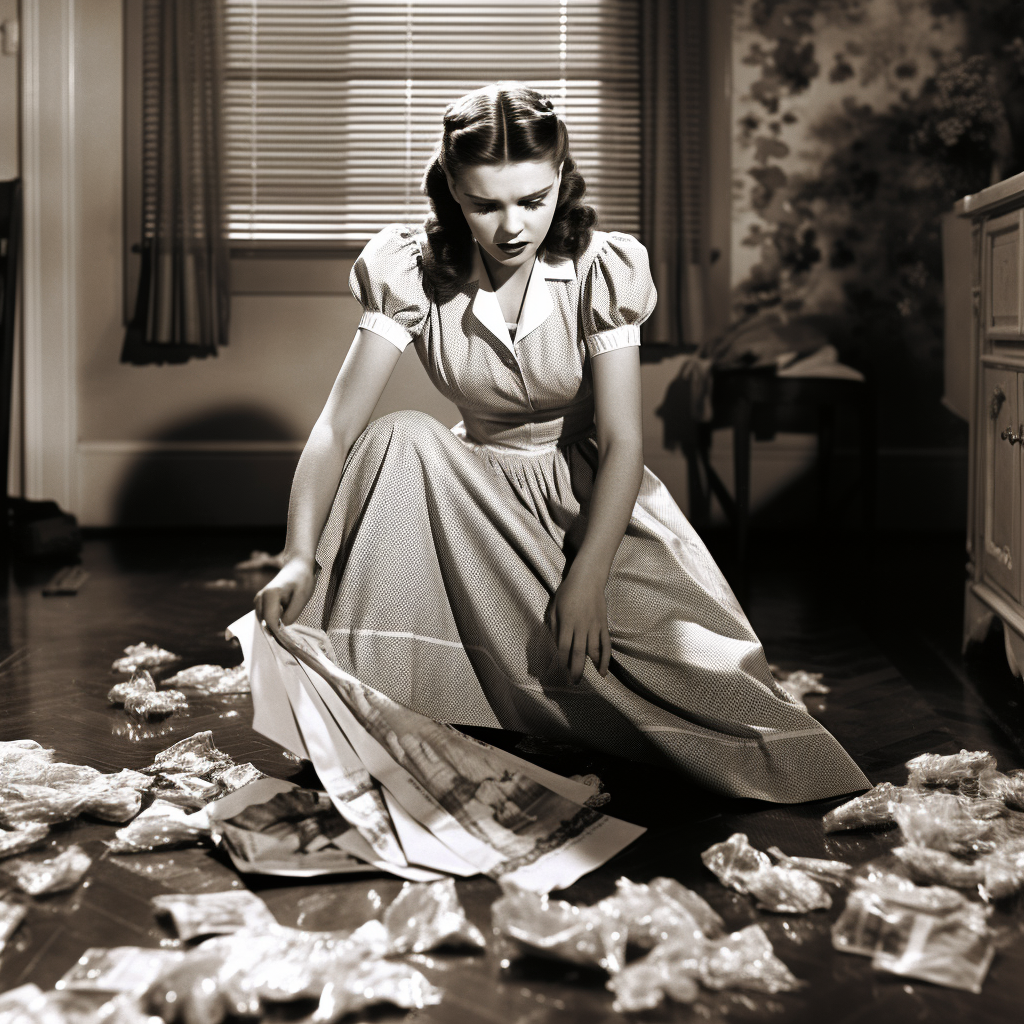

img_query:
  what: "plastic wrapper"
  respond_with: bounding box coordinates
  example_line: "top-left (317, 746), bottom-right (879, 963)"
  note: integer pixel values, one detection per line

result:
top-left (234, 550), bottom-right (285, 571)
top-left (491, 885), bottom-right (626, 973)
top-left (980, 846), bottom-right (1024, 900)
top-left (142, 921), bottom-right (438, 1024)
top-left (862, 896), bottom-right (995, 993)
top-left (382, 878), bottom-right (485, 953)
top-left (606, 944), bottom-right (701, 1013)
top-left (0, 784), bottom-right (90, 827)
top-left (124, 690), bottom-right (188, 720)
top-left (978, 768), bottom-right (1024, 811)
top-left (891, 845), bottom-right (984, 889)
top-left (143, 733), bottom-right (235, 778)
top-left (609, 876), bottom-right (719, 948)
top-left (0, 740), bottom-right (55, 769)
top-left (906, 749), bottom-right (996, 791)
top-left (107, 669), bottom-right (157, 707)
top-left (0, 899), bottom-right (27, 954)
top-left (698, 925), bottom-right (802, 993)
top-left (0, 986), bottom-right (150, 1024)
top-left (701, 833), bottom-right (831, 913)
top-left (152, 890), bottom-right (277, 940)
top-left (163, 665), bottom-right (249, 695)
top-left (3, 844), bottom-right (92, 895)
top-left (770, 665), bottom-right (830, 705)
top-left (150, 775), bottom-right (223, 810)
top-left (107, 800), bottom-right (209, 854)
top-left (893, 790), bottom-right (996, 856)
top-left (208, 764), bottom-right (263, 795)
top-left (0, 824), bottom-right (50, 860)
top-left (57, 946), bottom-right (187, 994)
top-left (832, 877), bottom-right (979, 958)
top-left (823, 782), bottom-right (903, 833)
top-left (111, 643), bottom-right (180, 674)
top-left (766, 846), bottom-right (852, 886)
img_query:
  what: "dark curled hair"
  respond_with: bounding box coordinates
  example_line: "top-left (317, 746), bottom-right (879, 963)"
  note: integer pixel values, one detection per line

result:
top-left (420, 84), bottom-right (597, 304)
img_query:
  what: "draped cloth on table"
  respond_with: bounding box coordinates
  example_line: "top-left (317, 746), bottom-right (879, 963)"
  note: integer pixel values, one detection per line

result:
top-left (122, 0), bottom-right (230, 365)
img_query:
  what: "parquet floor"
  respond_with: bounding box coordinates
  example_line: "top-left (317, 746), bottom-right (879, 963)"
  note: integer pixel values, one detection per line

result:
top-left (1, 528), bottom-right (1022, 1023)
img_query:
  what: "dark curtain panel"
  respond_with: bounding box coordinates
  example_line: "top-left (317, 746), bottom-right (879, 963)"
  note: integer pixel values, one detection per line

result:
top-left (122, 0), bottom-right (229, 365)
top-left (639, 0), bottom-right (709, 348)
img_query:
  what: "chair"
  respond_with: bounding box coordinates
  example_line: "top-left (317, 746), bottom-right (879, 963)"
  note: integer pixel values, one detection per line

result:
top-left (686, 366), bottom-right (876, 581)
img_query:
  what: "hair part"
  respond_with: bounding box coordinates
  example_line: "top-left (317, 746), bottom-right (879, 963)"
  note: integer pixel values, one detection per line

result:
top-left (420, 84), bottom-right (597, 303)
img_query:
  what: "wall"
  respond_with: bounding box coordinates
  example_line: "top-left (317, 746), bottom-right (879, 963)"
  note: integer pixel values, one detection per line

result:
top-left (725, 0), bottom-right (985, 531)
top-left (63, 3), bottom-right (708, 528)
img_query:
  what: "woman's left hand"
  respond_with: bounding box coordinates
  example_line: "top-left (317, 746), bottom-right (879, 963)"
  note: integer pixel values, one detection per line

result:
top-left (546, 566), bottom-right (612, 682)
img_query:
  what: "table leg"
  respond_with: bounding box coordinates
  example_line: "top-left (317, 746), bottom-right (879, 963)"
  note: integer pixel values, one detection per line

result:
top-left (817, 404), bottom-right (836, 530)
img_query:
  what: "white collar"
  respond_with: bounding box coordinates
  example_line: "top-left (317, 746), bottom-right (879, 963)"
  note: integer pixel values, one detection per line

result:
top-left (469, 244), bottom-right (575, 355)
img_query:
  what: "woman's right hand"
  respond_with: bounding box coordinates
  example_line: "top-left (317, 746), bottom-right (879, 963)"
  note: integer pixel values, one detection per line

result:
top-left (253, 555), bottom-right (316, 638)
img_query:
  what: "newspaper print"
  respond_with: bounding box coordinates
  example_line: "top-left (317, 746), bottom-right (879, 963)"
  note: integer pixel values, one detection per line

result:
top-left (269, 617), bottom-right (646, 892)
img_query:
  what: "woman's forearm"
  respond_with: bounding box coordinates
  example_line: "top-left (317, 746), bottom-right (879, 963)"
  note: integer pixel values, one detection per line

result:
top-left (571, 437), bottom-right (644, 584)
top-left (281, 421), bottom-right (356, 567)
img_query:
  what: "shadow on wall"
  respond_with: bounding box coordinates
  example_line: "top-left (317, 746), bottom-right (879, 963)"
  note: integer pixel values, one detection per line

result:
top-left (115, 405), bottom-right (301, 528)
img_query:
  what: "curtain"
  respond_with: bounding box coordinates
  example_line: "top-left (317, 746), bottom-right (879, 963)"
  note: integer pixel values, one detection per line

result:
top-left (639, 0), bottom-right (709, 348)
top-left (122, 0), bottom-right (230, 365)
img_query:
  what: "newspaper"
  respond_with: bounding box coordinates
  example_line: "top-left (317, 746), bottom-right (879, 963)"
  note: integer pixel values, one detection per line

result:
top-left (226, 612), bottom-right (645, 892)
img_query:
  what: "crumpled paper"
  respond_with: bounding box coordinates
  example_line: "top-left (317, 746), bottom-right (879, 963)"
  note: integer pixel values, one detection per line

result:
top-left (152, 890), bottom-right (278, 941)
top-left (701, 833), bottom-right (832, 912)
top-left (162, 665), bottom-right (249, 695)
top-left (382, 878), bottom-right (486, 954)
top-left (107, 670), bottom-right (157, 707)
top-left (823, 782), bottom-right (903, 833)
top-left (2, 844), bottom-right (92, 895)
top-left (107, 800), bottom-right (210, 855)
top-left (143, 921), bottom-right (439, 1024)
top-left (112, 643), bottom-right (181, 674)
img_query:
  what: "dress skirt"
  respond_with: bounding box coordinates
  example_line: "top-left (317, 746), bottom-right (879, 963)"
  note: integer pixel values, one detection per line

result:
top-left (297, 409), bottom-right (870, 804)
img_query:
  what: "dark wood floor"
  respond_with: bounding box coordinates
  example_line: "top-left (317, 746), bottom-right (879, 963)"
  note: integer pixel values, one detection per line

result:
top-left (1, 526), bottom-right (1023, 1023)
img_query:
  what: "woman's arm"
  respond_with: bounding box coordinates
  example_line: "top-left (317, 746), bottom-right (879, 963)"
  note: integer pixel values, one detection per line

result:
top-left (254, 328), bottom-right (402, 633)
top-left (547, 345), bottom-right (644, 680)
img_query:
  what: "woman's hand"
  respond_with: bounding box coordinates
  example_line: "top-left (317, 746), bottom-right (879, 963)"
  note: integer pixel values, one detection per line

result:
top-left (253, 555), bottom-right (316, 638)
top-left (546, 565), bottom-right (611, 682)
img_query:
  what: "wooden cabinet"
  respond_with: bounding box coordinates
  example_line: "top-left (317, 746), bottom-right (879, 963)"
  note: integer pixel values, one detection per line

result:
top-left (958, 172), bottom-right (1024, 675)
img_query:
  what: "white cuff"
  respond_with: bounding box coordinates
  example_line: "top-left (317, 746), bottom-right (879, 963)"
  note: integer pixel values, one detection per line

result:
top-left (587, 324), bottom-right (641, 356)
top-left (358, 311), bottom-right (413, 352)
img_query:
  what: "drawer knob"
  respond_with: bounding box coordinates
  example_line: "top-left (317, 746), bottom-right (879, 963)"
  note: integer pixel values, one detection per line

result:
top-left (1001, 424), bottom-right (1023, 445)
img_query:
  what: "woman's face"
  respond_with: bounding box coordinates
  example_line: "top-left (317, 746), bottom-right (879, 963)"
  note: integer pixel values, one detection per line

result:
top-left (448, 160), bottom-right (562, 270)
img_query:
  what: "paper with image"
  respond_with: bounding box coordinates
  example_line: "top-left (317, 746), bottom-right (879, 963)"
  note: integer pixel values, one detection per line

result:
top-left (228, 611), bottom-right (644, 892)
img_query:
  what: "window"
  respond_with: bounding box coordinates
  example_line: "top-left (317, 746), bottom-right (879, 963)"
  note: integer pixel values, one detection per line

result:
top-left (221, 0), bottom-right (641, 248)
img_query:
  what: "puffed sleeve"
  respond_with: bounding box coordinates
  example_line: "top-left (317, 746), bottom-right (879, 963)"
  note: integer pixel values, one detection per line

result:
top-left (348, 224), bottom-right (430, 351)
top-left (580, 232), bottom-right (658, 357)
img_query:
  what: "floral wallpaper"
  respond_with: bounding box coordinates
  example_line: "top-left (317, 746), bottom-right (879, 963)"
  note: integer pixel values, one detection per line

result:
top-left (730, 0), bottom-right (1024, 447)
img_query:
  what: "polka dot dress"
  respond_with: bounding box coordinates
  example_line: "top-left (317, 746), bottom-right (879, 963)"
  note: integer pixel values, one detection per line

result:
top-left (296, 225), bottom-right (869, 804)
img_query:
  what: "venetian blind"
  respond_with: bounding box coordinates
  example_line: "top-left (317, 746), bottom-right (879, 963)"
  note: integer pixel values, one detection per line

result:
top-left (222, 0), bottom-right (641, 247)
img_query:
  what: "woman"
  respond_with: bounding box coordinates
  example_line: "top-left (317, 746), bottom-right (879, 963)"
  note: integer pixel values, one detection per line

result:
top-left (255, 85), bottom-right (868, 804)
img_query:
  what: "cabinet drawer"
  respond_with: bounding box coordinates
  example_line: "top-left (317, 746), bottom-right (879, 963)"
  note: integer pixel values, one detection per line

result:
top-left (982, 367), bottom-right (1021, 599)
top-left (984, 210), bottom-right (1024, 339)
